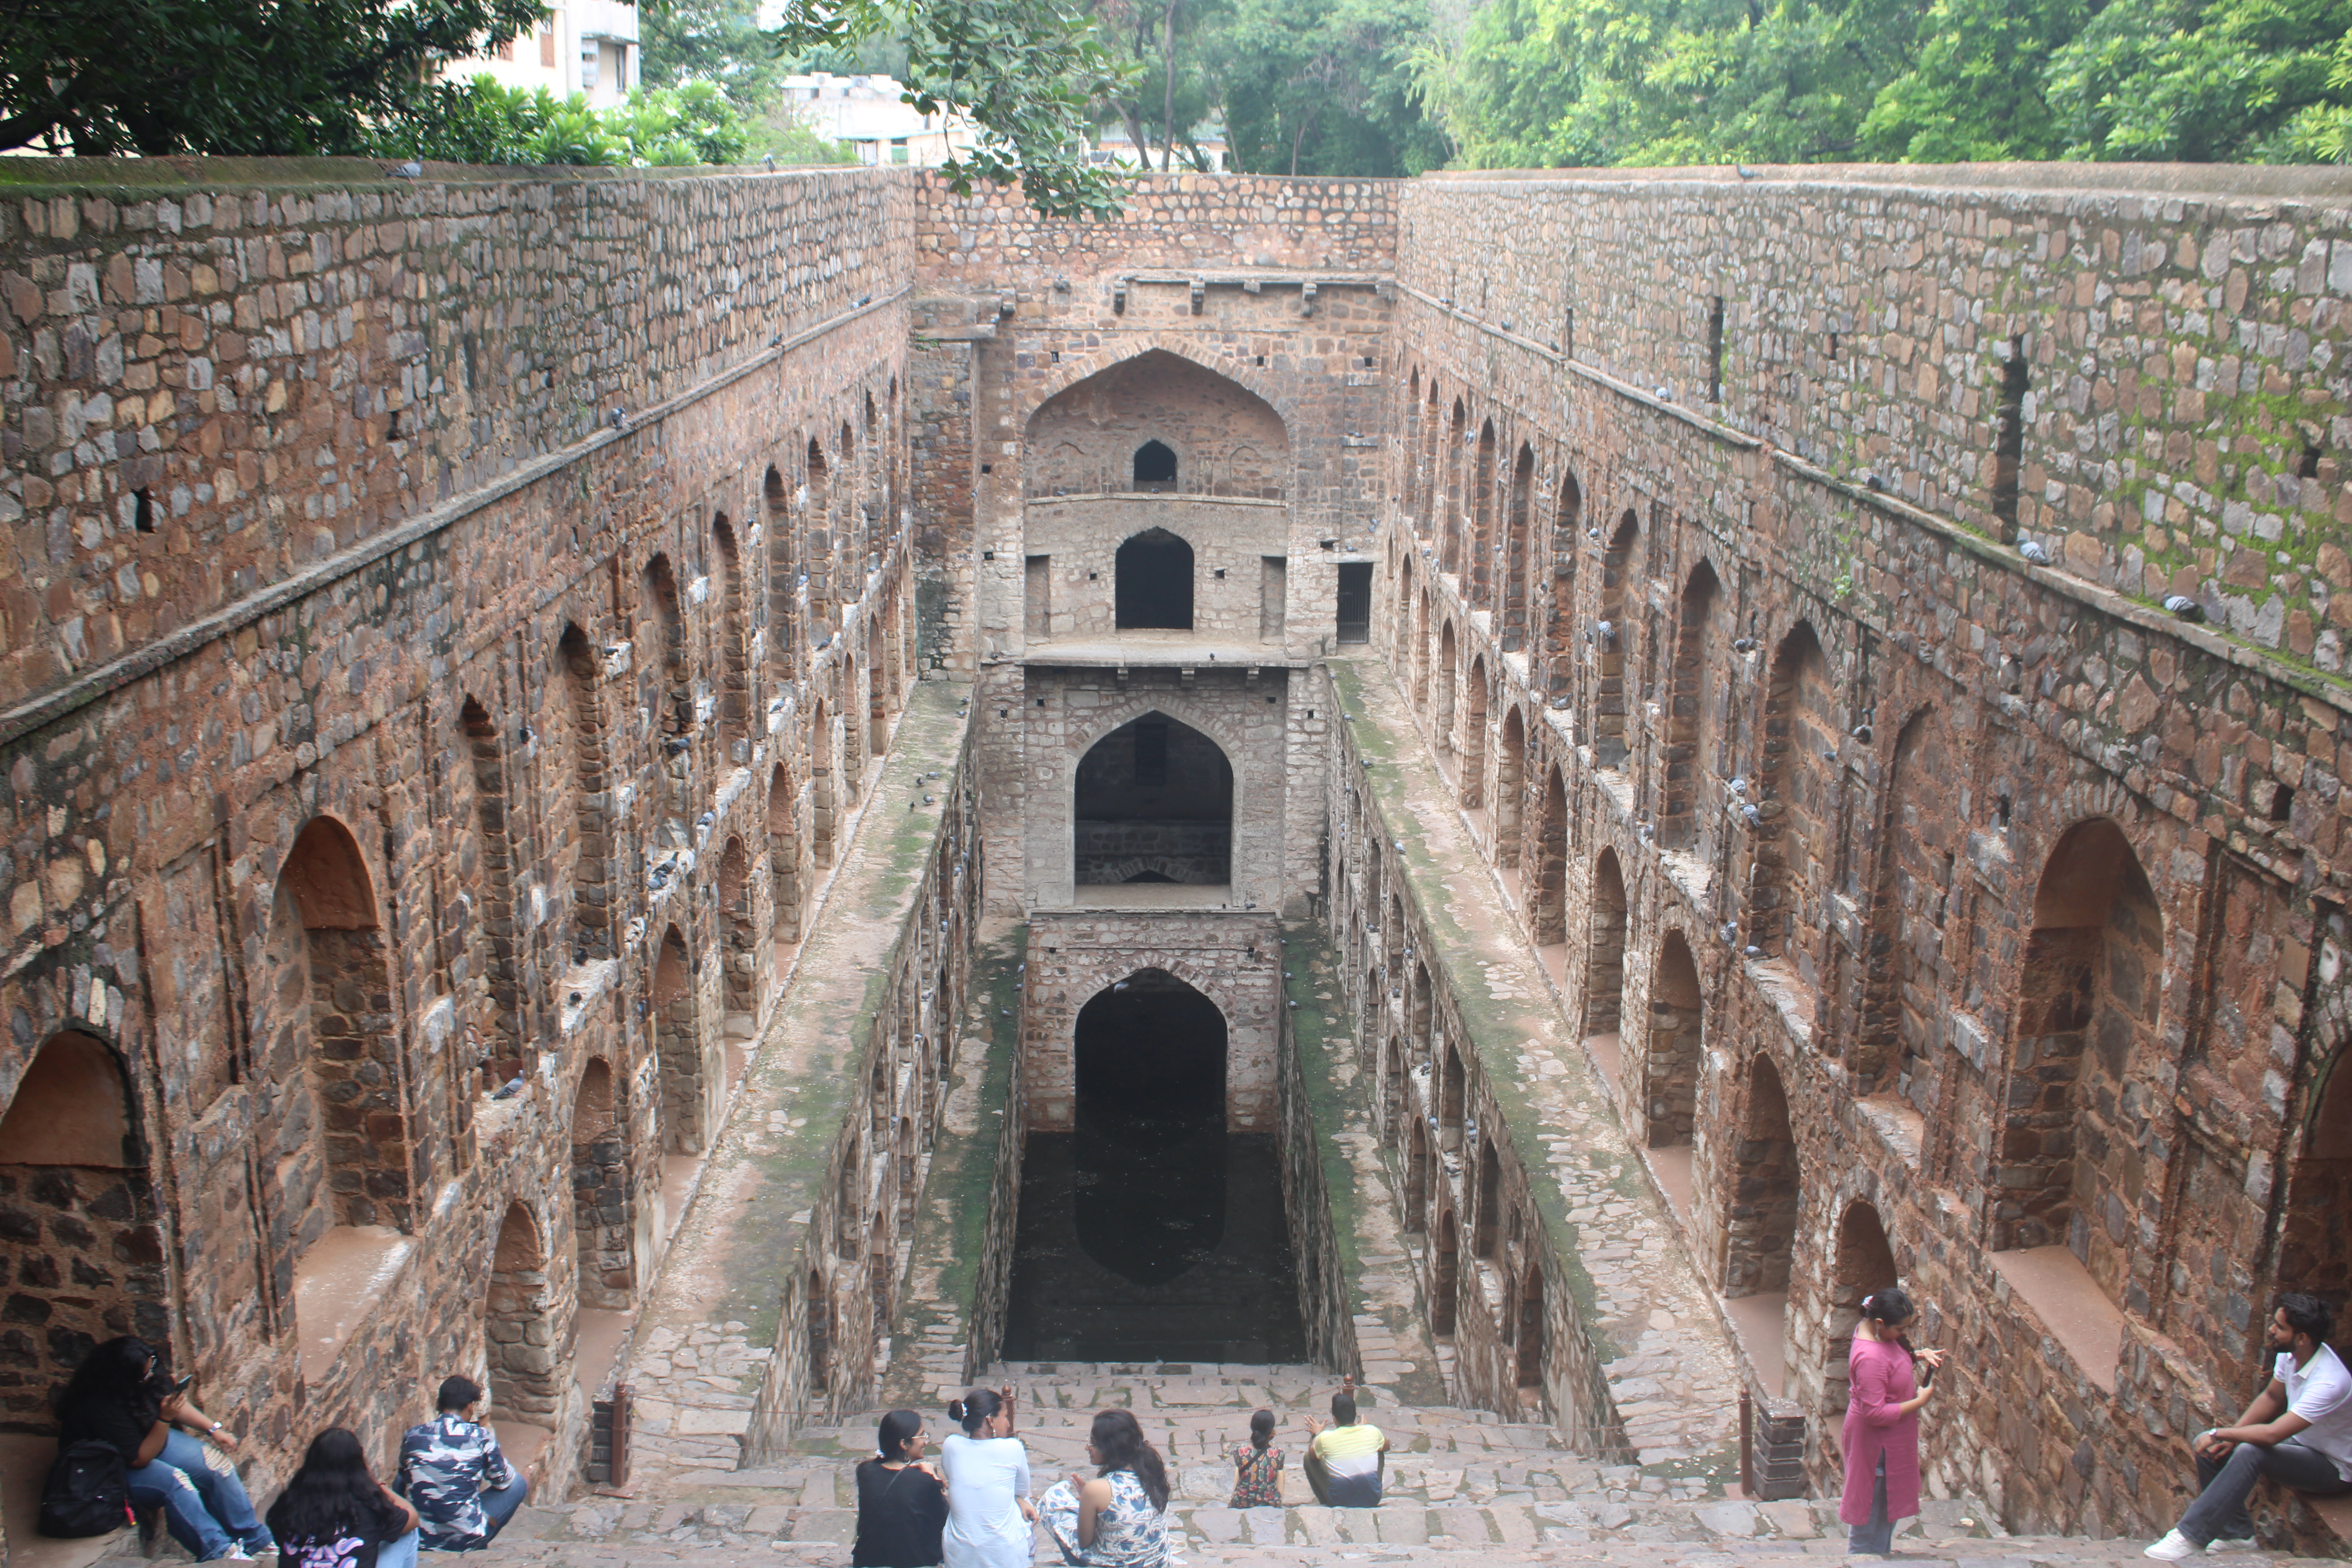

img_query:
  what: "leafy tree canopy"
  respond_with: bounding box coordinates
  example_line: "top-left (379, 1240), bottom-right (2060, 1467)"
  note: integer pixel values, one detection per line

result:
top-left (1213, 0), bottom-right (1450, 174)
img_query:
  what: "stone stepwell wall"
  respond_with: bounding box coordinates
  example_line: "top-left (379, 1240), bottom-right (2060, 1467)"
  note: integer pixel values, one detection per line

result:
top-left (1399, 166), bottom-right (2352, 678)
top-left (0, 160), bottom-right (914, 720)
top-left (0, 160), bottom-right (918, 1519)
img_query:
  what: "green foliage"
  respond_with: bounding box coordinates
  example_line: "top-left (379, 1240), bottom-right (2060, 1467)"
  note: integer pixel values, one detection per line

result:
top-left (640, 0), bottom-right (788, 109)
top-left (772, 0), bottom-right (1137, 216)
top-left (744, 103), bottom-right (863, 163)
top-left (1423, 0), bottom-right (2352, 166)
top-left (1214, 0), bottom-right (1450, 174)
top-left (0, 0), bottom-right (546, 154)
top-left (411, 77), bottom-right (750, 164)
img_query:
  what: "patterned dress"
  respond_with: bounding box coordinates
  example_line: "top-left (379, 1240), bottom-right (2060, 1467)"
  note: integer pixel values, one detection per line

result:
top-left (1040, 1468), bottom-right (1169, 1567)
top-left (1230, 1445), bottom-right (1283, 1508)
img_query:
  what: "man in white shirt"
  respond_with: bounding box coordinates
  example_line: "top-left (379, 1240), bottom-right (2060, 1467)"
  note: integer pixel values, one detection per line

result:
top-left (2146, 1293), bottom-right (2352, 1559)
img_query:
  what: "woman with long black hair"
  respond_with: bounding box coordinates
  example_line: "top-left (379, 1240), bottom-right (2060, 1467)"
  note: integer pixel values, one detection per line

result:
top-left (1840, 1287), bottom-right (1948, 1556)
top-left (54, 1337), bottom-right (273, 1561)
top-left (265, 1428), bottom-right (421, 1568)
top-left (852, 1408), bottom-right (949, 1566)
top-left (1040, 1408), bottom-right (1170, 1567)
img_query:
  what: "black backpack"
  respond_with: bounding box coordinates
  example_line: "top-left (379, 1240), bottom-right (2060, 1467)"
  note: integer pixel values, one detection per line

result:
top-left (39, 1438), bottom-right (129, 1537)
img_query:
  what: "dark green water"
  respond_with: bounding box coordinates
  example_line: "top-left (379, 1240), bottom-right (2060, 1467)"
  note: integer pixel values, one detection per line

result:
top-left (999, 1125), bottom-right (1309, 1364)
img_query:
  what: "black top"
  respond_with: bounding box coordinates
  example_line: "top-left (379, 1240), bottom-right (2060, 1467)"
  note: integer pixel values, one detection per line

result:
top-left (56, 1373), bottom-right (168, 1466)
top-left (850, 1458), bottom-right (948, 1567)
top-left (266, 1490), bottom-right (410, 1568)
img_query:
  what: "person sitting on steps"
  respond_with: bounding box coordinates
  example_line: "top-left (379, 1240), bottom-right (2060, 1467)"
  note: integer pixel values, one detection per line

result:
top-left (54, 1336), bottom-right (276, 1562)
top-left (2145, 1293), bottom-right (2352, 1559)
top-left (396, 1377), bottom-right (530, 1552)
top-left (1302, 1377), bottom-right (1388, 1508)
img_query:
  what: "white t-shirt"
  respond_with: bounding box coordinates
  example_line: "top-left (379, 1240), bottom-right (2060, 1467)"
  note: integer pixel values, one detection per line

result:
top-left (2280, 1343), bottom-right (2352, 1481)
top-left (939, 1432), bottom-right (1033, 1568)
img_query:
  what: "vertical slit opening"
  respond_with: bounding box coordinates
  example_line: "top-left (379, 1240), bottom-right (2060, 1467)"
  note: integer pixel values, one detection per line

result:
top-left (1993, 337), bottom-right (2029, 543)
top-left (1707, 296), bottom-right (1724, 403)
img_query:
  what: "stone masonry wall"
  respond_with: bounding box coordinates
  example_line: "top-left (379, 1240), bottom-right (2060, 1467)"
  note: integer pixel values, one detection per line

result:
top-left (1379, 165), bottom-right (2352, 1544)
top-left (0, 158), bottom-right (920, 1512)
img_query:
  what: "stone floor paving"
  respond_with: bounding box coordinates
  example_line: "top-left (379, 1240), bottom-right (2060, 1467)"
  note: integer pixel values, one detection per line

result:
top-left (387, 1362), bottom-right (2321, 1566)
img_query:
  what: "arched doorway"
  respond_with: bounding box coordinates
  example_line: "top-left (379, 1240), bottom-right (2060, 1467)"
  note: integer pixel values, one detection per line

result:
top-left (487, 1202), bottom-right (558, 1423)
top-left (1432, 1208), bottom-right (1460, 1336)
top-left (1496, 707), bottom-right (1526, 868)
top-left (1115, 529), bottom-right (1194, 629)
top-left (1532, 766), bottom-right (1568, 944)
top-left (719, 837), bottom-right (756, 1018)
top-left (1073, 712), bottom-right (1232, 886)
top-left (2278, 1049), bottom-right (2352, 1344)
top-left (1582, 849), bottom-right (1628, 1040)
top-left (570, 1059), bottom-right (632, 1310)
top-left (1515, 1265), bottom-right (1546, 1397)
top-left (1071, 969), bottom-right (1227, 1284)
top-left (1132, 440), bottom-right (1177, 488)
top-left (1461, 655), bottom-right (1488, 809)
top-left (0, 1031), bottom-right (165, 1420)
top-left (769, 760), bottom-right (802, 945)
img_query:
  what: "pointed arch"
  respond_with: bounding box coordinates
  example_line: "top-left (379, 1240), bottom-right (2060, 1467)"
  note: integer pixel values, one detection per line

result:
top-left (720, 836), bottom-right (756, 1018)
top-left (1582, 848), bottom-right (1628, 1040)
top-left (1825, 1200), bottom-right (1898, 1415)
top-left (1115, 528), bottom-right (1195, 630)
top-left (1531, 766), bottom-right (1568, 945)
top-left (1543, 466), bottom-right (1583, 697)
top-left (653, 923), bottom-right (710, 1154)
top-left (765, 464), bottom-right (798, 676)
top-left (570, 1057), bottom-right (633, 1309)
top-left (557, 624), bottom-right (613, 956)
top-left (1855, 708), bottom-right (1958, 1106)
top-left (1432, 1207), bottom-right (1460, 1336)
top-left (1749, 621), bottom-right (1833, 975)
top-left (1471, 419), bottom-right (1499, 605)
top-left (714, 514), bottom-right (750, 750)
top-left (1441, 400), bottom-right (1468, 577)
top-left (1461, 653), bottom-right (1488, 810)
top-left (1646, 930), bottom-right (1702, 1149)
top-left (1722, 1053), bottom-right (1799, 1297)
top-left (1437, 620), bottom-right (1459, 753)
top-left (487, 1201), bottom-right (558, 1421)
top-left (461, 696), bottom-right (525, 1084)
top-left (1663, 562), bottom-right (1722, 850)
top-left (1503, 442), bottom-right (1535, 651)
top-left (769, 760), bottom-right (803, 944)
top-left (1496, 706), bottom-right (1527, 869)
top-left (1996, 818), bottom-right (2162, 1303)
top-left (1591, 510), bottom-right (1638, 766)
top-left (1074, 710), bottom-right (1233, 886)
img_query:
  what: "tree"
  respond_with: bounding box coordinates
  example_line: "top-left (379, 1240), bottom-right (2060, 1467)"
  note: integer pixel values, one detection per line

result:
top-left (772, 0), bottom-right (1137, 214)
top-left (640, 0), bottom-right (788, 110)
top-left (1215, 0), bottom-right (1448, 174)
top-left (0, 0), bottom-right (546, 155)
top-left (2044, 0), bottom-right (2352, 160)
top-left (1854, 0), bottom-right (2087, 159)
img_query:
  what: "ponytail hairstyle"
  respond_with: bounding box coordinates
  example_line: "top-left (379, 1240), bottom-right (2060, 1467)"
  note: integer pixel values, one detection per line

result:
top-left (1090, 1407), bottom-right (1170, 1511)
top-left (1248, 1408), bottom-right (1276, 1452)
top-left (947, 1387), bottom-right (1004, 1437)
top-left (1859, 1287), bottom-right (1916, 1352)
top-left (876, 1409), bottom-right (923, 1461)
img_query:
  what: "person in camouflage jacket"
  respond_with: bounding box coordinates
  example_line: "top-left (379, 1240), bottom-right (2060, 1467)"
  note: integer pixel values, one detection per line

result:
top-left (395, 1378), bottom-right (530, 1551)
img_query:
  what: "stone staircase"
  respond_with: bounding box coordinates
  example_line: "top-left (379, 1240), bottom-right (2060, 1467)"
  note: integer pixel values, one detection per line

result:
top-left (470, 1362), bottom-right (2310, 1565)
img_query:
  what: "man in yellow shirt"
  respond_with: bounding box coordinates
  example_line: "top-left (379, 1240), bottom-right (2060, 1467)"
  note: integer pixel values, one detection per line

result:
top-left (1304, 1379), bottom-right (1389, 1507)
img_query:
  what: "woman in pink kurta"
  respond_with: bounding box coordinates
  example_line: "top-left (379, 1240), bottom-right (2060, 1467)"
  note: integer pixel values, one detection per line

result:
top-left (1841, 1287), bottom-right (1947, 1555)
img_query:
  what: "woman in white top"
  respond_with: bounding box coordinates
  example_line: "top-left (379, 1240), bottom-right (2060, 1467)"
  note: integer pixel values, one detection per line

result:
top-left (939, 1385), bottom-right (1036, 1568)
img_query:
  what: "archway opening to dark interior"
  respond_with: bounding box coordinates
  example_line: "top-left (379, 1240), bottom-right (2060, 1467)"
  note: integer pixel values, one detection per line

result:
top-left (1074, 712), bottom-right (1232, 885)
top-left (1133, 440), bottom-right (1178, 489)
top-left (1002, 969), bottom-right (1305, 1363)
top-left (1116, 528), bottom-right (1195, 629)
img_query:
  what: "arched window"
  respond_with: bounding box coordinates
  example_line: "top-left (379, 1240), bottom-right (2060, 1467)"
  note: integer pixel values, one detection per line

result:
top-left (1073, 711), bottom-right (1232, 885)
top-left (1114, 528), bottom-right (1194, 629)
top-left (1132, 440), bottom-right (1177, 489)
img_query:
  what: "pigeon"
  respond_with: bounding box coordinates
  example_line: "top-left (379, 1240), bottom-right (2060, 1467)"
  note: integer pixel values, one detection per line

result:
top-left (1727, 776), bottom-right (1748, 795)
top-left (1720, 922), bottom-right (1739, 944)
top-left (1741, 803), bottom-right (1763, 827)
top-left (2165, 595), bottom-right (2205, 621)
top-left (389, 161), bottom-right (424, 179)
top-left (1743, 944), bottom-right (1764, 958)
top-left (493, 1075), bottom-right (526, 1100)
top-left (2019, 539), bottom-right (2051, 564)
top-left (608, 408), bottom-right (628, 432)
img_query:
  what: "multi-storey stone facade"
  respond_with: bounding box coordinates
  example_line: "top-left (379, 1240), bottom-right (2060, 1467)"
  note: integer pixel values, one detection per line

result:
top-left (3, 155), bottom-right (2350, 1555)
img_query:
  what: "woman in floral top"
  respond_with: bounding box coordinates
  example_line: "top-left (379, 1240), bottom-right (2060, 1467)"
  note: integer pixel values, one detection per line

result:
top-left (1229, 1409), bottom-right (1283, 1508)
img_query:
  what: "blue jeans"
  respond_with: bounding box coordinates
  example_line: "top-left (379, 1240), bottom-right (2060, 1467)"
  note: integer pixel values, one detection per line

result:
top-left (481, 1474), bottom-right (529, 1541)
top-left (126, 1429), bottom-right (274, 1561)
top-left (378, 1530), bottom-right (421, 1568)
top-left (2177, 1438), bottom-right (2352, 1546)
top-left (1848, 1453), bottom-right (1895, 1555)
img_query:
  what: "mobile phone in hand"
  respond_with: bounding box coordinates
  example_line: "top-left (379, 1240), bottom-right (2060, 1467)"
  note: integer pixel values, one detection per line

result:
top-left (171, 1374), bottom-right (195, 1395)
top-left (1918, 1360), bottom-right (1936, 1387)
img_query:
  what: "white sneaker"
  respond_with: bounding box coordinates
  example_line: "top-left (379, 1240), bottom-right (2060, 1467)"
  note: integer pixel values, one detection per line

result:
top-left (2205, 1537), bottom-right (2257, 1554)
top-left (216, 1550), bottom-right (255, 1563)
top-left (2145, 1531), bottom-right (2198, 1561)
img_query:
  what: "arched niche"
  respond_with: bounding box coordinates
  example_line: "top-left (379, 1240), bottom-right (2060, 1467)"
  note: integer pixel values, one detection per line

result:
top-left (1023, 350), bottom-right (1287, 499)
top-left (0, 1031), bottom-right (165, 1420)
top-left (1133, 440), bottom-right (1178, 489)
top-left (1073, 711), bottom-right (1232, 887)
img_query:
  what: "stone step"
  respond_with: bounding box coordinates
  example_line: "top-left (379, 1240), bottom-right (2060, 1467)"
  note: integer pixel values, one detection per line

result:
top-left (474, 1494), bottom-right (2312, 1564)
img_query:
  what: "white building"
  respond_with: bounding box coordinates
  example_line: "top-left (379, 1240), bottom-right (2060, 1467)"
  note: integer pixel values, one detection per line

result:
top-left (776, 73), bottom-right (979, 166)
top-left (441, 0), bottom-right (641, 108)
